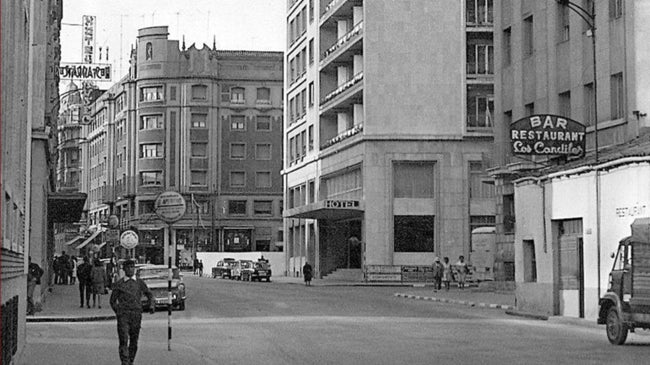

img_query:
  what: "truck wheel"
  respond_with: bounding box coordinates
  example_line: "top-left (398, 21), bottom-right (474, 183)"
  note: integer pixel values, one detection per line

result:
top-left (606, 307), bottom-right (628, 345)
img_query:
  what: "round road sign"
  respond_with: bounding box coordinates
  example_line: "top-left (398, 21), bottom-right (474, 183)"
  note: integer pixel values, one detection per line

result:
top-left (154, 191), bottom-right (187, 223)
top-left (120, 230), bottom-right (139, 249)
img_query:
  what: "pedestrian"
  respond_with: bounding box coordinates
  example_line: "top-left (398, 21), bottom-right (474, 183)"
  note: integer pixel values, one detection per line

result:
top-left (193, 258), bottom-right (199, 275)
top-left (432, 257), bottom-right (443, 291)
top-left (65, 253), bottom-right (74, 285)
top-left (27, 256), bottom-right (44, 315)
top-left (60, 251), bottom-right (70, 285)
top-left (90, 258), bottom-right (108, 308)
top-left (77, 256), bottom-right (93, 308)
top-left (53, 255), bottom-right (61, 284)
top-left (302, 261), bottom-right (313, 286)
top-left (110, 259), bottom-right (154, 365)
top-left (70, 256), bottom-right (78, 285)
top-left (198, 260), bottom-right (204, 277)
top-left (456, 255), bottom-right (468, 289)
top-left (442, 257), bottom-right (452, 291)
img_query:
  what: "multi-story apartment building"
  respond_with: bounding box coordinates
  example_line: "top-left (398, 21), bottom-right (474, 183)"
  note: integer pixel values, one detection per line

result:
top-left (491, 0), bottom-right (650, 319)
top-left (73, 27), bottom-right (284, 267)
top-left (283, 0), bottom-right (496, 278)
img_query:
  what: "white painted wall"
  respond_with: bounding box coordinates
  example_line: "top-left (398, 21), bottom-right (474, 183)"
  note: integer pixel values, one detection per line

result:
top-left (196, 252), bottom-right (286, 277)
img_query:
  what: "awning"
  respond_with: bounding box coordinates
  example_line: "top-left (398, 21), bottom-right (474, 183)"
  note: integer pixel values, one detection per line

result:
top-left (75, 228), bottom-right (104, 250)
top-left (284, 199), bottom-right (364, 220)
top-left (48, 192), bottom-right (87, 223)
top-left (65, 236), bottom-right (84, 246)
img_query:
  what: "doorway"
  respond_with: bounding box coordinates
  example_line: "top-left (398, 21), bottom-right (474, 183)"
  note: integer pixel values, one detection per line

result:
top-left (557, 219), bottom-right (584, 318)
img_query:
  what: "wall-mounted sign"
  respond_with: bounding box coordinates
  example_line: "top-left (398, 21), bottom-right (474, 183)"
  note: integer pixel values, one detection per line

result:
top-left (510, 114), bottom-right (586, 158)
top-left (154, 191), bottom-right (187, 223)
top-left (324, 200), bottom-right (360, 208)
top-left (120, 230), bottom-right (139, 249)
top-left (82, 15), bottom-right (95, 64)
top-left (58, 63), bottom-right (111, 81)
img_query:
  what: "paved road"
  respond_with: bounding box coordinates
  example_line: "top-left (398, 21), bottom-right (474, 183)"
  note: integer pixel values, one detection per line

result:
top-left (22, 276), bottom-right (650, 365)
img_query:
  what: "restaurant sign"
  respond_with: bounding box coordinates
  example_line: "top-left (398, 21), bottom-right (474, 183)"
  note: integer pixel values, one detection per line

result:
top-left (510, 114), bottom-right (586, 158)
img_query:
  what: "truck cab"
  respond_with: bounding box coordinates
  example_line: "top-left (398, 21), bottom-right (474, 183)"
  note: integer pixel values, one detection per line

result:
top-left (598, 218), bottom-right (650, 344)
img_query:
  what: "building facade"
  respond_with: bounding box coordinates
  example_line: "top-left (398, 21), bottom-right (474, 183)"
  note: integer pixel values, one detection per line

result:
top-left (73, 27), bottom-right (284, 267)
top-left (283, 0), bottom-right (496, 278)
top-left (491, 0), bottom-right (650, 318)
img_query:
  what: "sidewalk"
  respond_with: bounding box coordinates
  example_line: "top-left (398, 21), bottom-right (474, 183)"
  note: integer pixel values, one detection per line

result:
top-left (29, 282), bottom-right (116, 322)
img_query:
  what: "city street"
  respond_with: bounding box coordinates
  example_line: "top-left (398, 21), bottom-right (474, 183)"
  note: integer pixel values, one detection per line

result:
top-left (20, 276), bottom-right (650, 365)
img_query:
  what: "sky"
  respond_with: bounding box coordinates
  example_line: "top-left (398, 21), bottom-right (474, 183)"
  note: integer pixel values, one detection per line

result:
top-left (61, 0), bottom-right (286, 84)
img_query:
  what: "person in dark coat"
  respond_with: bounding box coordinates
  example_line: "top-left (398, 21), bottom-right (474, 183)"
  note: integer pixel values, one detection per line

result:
top-left (90, 258), bottom-right (108, 308)
top-left (27, 256), bottom-right (44, 315)
top-left (110, 260), bottom-right (154, 365)
top-left (432, 257), bottom-right (443, 291)
top-left (302, 262), bottom-right (313, 286)
top-left (77, 256), bottom-right (93, 308)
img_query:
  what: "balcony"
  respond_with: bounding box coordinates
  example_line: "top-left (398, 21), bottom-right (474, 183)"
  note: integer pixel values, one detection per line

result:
top-left (321, 0), bottom-right (360, 25)
top-left (320, 71), bottom-right (363, 112)
top-left (320, 21), bottom-right (363, 68)
top-left (320, 123), bottom-right (363, 150)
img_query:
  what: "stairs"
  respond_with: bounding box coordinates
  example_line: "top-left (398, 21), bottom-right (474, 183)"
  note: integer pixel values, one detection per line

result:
top-left (322, 268), bottom-right (363, 282)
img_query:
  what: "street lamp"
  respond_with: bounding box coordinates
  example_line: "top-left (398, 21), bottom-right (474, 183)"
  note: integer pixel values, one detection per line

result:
top-left (556, 0), bottom-right (602, 299)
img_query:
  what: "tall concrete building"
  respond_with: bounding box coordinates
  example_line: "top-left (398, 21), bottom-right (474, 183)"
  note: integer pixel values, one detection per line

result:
top-left (70, 27), bottom-right (284, 267)
top-left (283, 0), bottom-right (496, 278)
top-left (491, 0), bottom-right (650, 318)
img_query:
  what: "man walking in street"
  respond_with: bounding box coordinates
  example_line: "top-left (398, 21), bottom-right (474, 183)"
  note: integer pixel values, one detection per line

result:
top-left (27, 256), bottom-right (44, 315)
top-left (110, 259), bottom-right (154, 365)
top-left (77, 256), bottom-right (92, 308)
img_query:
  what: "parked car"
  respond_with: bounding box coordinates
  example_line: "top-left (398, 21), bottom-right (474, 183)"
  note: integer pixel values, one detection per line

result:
top-left (136, 265), bottom-right (186, 310)
top-left (212, 258), bottom-right (237, 279)
top-left (230, 260), bottom-right (254, 280)
top-left (598, 218), bottom-right (650, 345)
top-left (241, 260), bottom-right (272, 282)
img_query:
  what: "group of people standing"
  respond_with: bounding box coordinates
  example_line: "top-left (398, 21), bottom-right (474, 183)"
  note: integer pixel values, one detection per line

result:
top-left (432, 255), bottom-right (469, 291)
top-left (53, 251), bottom-right (77, 285)
top-left (75, 255), bottom-right (120, 309)
top-left (193, 258), bottom-right (204, 276)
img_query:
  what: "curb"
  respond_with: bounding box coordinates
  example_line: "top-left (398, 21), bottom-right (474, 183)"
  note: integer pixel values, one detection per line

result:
top-left (394, 293), bottom-right (514, 310)
top-left (504, 309), bottom-right (548, 321)
top-left (27, 314), bottom-right (116, 323)
top-left (547, 315), bottom-right (600, 329)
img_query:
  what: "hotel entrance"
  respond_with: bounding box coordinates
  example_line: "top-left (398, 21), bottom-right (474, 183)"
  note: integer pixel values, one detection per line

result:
top-left (319, 219), bottom-right (363, 272)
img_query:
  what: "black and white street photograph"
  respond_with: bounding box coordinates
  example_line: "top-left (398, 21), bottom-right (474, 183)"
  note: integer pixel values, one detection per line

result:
top-left (3, 0), bottom-right (650, 364)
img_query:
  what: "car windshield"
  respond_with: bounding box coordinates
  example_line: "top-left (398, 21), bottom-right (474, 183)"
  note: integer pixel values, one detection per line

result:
top-left (138, 268), bottom-right (180, 279)
top-left (255, 262), bottom-right (269, 269)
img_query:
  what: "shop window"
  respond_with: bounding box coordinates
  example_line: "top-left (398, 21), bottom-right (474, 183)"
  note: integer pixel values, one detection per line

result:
top-left (255, 239), bottom-right (271, 252)
top-left (394, 216), bottom-right (435, 252)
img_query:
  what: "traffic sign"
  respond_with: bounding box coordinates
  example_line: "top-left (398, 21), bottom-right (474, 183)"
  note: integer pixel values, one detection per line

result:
top-left (120, 230), bottom-right (139, 249)
top-left (154, 191), bottom-right (187, 223)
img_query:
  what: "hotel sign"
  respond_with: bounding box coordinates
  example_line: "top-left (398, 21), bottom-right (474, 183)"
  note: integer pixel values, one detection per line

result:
top-left (324, 200), bottom-right (359, 208)
top-left (510, 114), bottom-right (586, 158)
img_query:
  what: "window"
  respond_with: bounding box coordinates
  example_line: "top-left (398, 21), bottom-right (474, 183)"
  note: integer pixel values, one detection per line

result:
top-left (228, 200), bottom-right (247, 215)
top-left (191, 85), bottom-right (208, 100)
top-left (394, 216), bottom-right (434, 252)
top-left (191, 142), bottom-right (207, 157)
top-left (256, 171), bottom-right (272, 188)
top-left (503, 27), bottom-right (511, 66)
top-left (230, 143), bottom-right (246, 159)
top-left (256, 143), bottom-right (271, 160)
top-left (559, 3), bottom-right (570, 42)
top-left (231, 115), bottom-right (246, 130)
top-left (140, 171), bottom-right (162, 186)
top-left (583, 83), bottom-right (595, 126)
top-left (559, 91), bottom-right (571, 118)
top-left (308, 82), bottom-right (315, 107)
top-left (256, 115), bottom-right (271, 131)
top-left (140, 143), bottom-right (163, 158)
top-left (467, 0), bottom-right (493, 25)
top-left (467, 95), bottom-right (494, 128)
top-left (170, 86), bottom-right (177, 101)
top-left (503, 194), bottom-right (515, 234)
top-left (309, 39), bottom-right (314, 64)
top-left (140, 115), bottom-right (163, 129)
top-left (140, 86), bottom-right (163, 101)
top-left (393, 162), bottom-right (435, 198)
top-left (609, 0), bottom-right (623, 19)
top-left (256, 87), bottom-right (270, 104)
top-left (469, 162), bottom-right (495, 198)
top-left (611, 73), bottom-right (624, 119)
top-left (467, 44), bottom-right (493, 75)
top-left (523, 16), bottom-right (534, 56)
top-left (191, 113), bottom-right (207, 128)
top-left (230, 171), bottom-right (245, 187)
top-left (253, 201), bottom-right (273, 216)
top-left (190, 171), bottom-right (207, 186)
top-left (525, 102), bottom-right (535, 116)
top-left (231, 87), bottom-right (245, 103)
top-left (309, 0), bottom-right (314, 22)
top-left (523, 240), bottom-right (537, 282)
top-left (308, 125), bottom-right (314, 151)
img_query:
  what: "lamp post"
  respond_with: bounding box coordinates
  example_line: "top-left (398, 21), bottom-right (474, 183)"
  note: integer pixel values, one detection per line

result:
top-left (557, 0), bottom-right (602, 300)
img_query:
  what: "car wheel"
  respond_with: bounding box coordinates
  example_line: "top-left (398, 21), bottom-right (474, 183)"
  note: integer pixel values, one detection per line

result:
top-left (606, 307), bottom-right (628, 345)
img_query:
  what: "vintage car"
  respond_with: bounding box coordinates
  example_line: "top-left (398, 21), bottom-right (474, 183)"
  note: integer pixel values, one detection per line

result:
top-left (212, 258), bottom-right (237, 279)
top-left (230, 260), bottom-right (253, 280)
top-left (136, 265), bottom-right (186, 311)
top-left (241, 260), bottom-right (272, 282)
top-left (598, 218), bottom-right (650, 344)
